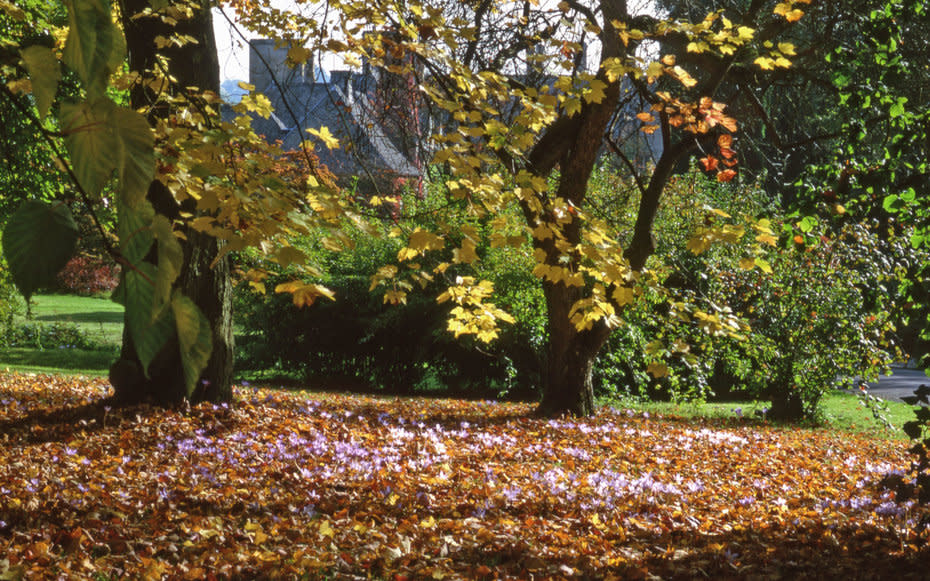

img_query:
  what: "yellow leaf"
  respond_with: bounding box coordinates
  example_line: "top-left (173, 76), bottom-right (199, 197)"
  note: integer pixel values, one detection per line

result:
top-left (686, 41), bottom-right (709, 53)
top-left (646, 362), bottom-right (668, 378)
top-left (756, 233), bottom-right (778, 246)
top-left (754, 56), bottom-right (775, 70)
top-left (275, 281), bottom-right (334, 308)
top-left (671, 66), bottom-right (697, 88)
top-left (563, 97), bottom-right (582, 117)
top-left (241, 93), bottom-right (273, 118)
top-left (408, 228), bottom-right (445, 251)
top-left (584, 79), bottom-right (607, 104)
top-left (646, 61), bottom-right (665, 79)
top-left (777, 42), bottom-right (796, 56)
top-left (288, 46), bottom-right (312, 64)
top-left (774, 56), bottom-right (792, 68)
top-left (602, 57), bottom-right (630, 82)
top-left (773, 2), bottom-right (791, 16)
top-left (612, 286), bottom-right (634, 306)
top-left (306, 126), bottom-right (340, 149)
top-left (384, 289), bottom-right (407, 305)
top-left (739, 257), bottom-right (756, 270)
top-left (318, 520), bottom-right (334, 538)
top-left (453, 238), bottom-right (479, 264)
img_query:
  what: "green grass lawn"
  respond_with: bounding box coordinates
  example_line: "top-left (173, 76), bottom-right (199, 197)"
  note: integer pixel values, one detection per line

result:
top-left (25, 293), bottom-right (124, 345)
top-left (602, 389), bottom-right (914, 440)
top-left (0, 293), bottom-right (122, 376)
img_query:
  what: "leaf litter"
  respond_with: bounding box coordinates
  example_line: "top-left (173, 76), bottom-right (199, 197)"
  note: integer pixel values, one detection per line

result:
top-left (0, 372), bottom-right (927, 579)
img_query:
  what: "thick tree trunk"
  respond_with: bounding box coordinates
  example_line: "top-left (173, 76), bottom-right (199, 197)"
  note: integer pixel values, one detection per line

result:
top-left (109, 0), bottom-right (233, 405)
top-left (768, 388), bottom-right (806, 422)
top-left (527, 29), bottom-right (622, 417)
top-left (536, 282), bottom-right (611, 417)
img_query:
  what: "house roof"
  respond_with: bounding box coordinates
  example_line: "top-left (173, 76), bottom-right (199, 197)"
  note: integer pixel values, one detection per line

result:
top-left (248, 71), bottom-right (422, 193)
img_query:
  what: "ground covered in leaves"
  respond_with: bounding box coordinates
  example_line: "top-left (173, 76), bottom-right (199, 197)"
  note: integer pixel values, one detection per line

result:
top-left (1, 373), bottom-right (928, 580)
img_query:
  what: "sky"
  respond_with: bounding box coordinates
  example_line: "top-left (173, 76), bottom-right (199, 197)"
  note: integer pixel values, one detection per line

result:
top-left (212, 6), bottom-right (252, 83)
top-left (211, 0), bottom-right (662, 83)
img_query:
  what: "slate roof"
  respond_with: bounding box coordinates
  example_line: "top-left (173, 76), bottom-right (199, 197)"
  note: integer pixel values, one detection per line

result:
top-left (247, 69), bottom-right (423, 194)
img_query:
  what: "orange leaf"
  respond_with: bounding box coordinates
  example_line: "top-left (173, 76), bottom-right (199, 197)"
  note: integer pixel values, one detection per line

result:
top-left (700, 155), bottom-right (719, 171)
top-left (717, 169), bottom-right (737, 182)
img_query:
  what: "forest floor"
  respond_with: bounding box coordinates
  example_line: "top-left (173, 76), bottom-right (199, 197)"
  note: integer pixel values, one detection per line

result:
top-left (1, 372), bottom-right (928, 580)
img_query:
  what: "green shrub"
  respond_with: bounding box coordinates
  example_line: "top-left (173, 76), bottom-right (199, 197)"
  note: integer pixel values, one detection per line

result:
top-left (587, 165), bottom-right (912, 421)
top-left (235, 184), bottom-right (546, 397)
top-left (698, 217), bottom-right (910, 421)
top-left (1, 320), bottom-right (99, 350)
top-left (589, 166), bottom-right (777, 403)
top-left (0, 251), bottom-right (22, 337)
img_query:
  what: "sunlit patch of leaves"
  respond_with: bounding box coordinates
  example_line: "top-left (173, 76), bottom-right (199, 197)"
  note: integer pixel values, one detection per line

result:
top-left (0, 372), bottom-right (927, 579)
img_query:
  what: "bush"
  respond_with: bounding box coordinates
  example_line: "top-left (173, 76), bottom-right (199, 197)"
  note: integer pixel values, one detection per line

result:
top-left (55, 254), bottom-right (120, 296)
top-left (0, 247), bottom-right (22, 336)
top-left (587, 165), bottom-right (911, 421)
top-left (0, 320), bottom-right (99, 350)
top-left (235, 184), bottom-right (546, 397)
top-left (694, 215), bottom-right (911, 421)
top-left (589, 166), bottom-right (777, 403)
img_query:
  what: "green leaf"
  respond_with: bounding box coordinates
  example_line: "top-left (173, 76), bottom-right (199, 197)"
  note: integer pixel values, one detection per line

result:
top-left (111, 106), bottom-right (154, 207)
top-left (63, 0), bottom-right (124, 96)
top-left (20, 46), bottom-right (61, 119)
top-left (889, 97), bottom-right (907, 118)
top-left (151, 215), bottom-right (183, 317)
top-left (797, 216), bottom-right (817, 233)
top-left (118, 199), bottom-right (154, 264)
top-left (1, 200), bottom-right (78, 300)
top-left (124, 262), bottom-right (175, 376)
top-left (60, 98), bottom-right (117, 196)
top-left (172, 292), bottom-right (212, 396)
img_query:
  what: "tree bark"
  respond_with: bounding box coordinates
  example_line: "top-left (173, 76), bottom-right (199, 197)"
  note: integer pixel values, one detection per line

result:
top-left (537, 282), bottom-right (611, 416)
top-left (109, 0), bottom-right (233, 405)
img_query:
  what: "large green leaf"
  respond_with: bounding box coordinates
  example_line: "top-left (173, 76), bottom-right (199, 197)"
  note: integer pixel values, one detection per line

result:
top-left (172, 292), bottom-right (212, 397)
top-left (118, 198), bottom-right (155, 264)
top-left (20, 46), bottom-right (61, 120)
top-left (1, 200), bottom-right (78, 300)
top-left (151, 215), bottom-right (182, 318)
top-left (60, 98), bottom-right (117, 197)
top-left (63, 0), bottom-right (124, 96)
top-left (111, 106), bottom-right (154, 207)
top-left (124, 262), bottom-right (175, 376)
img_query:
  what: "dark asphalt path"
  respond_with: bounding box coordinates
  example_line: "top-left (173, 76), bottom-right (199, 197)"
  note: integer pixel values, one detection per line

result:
top-left (864, 367), bottom-right (929, 403)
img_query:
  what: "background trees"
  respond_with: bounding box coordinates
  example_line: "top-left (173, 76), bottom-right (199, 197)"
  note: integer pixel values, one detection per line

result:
top-left (236, 0), bottom-right (831, 416)
top-left (1, 0), bottom-right (924, 421)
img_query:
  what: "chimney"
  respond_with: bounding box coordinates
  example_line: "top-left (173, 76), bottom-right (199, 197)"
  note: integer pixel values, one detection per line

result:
top-left (249, 39), bottom-right (311, 94)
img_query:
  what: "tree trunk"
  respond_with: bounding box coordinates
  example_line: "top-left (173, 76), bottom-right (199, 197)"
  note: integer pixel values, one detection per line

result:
top-left (109, 0), bottom-right (233, 405)
top-left (768, 387), bottom-right (806, 422)
top-left (536, 281), bottom-right (611, 417)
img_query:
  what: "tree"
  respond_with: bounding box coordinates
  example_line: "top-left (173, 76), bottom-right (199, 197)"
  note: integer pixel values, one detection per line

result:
top-left (235, 0), bottom-right (813, 415)
top-left (105, 0), bottom-right (235, 405)
top-left (2, 0), bottom-right (346, 406)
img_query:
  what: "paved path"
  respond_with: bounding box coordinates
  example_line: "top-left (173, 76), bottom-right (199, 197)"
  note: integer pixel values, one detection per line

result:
top-left (864, 367), bottom-right (929, 403)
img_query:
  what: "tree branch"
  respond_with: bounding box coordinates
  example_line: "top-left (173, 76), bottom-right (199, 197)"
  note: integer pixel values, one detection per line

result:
top-left (0, 83), bottom-right (120, 263)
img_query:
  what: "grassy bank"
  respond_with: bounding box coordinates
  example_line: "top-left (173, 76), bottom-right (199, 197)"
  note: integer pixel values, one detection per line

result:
top-left (0, 293), bottom-right (122, 377)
